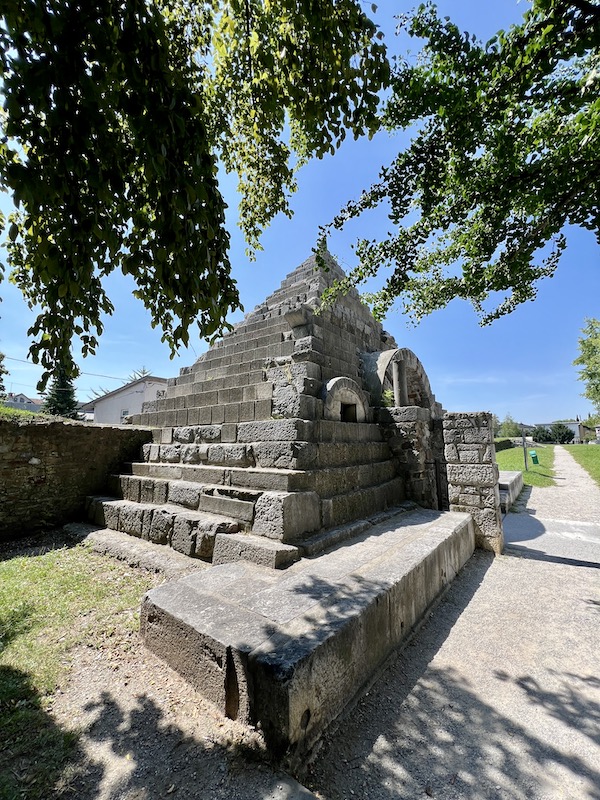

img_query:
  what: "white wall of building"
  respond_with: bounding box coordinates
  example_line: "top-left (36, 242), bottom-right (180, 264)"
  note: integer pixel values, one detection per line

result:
top-left (93, 380), bottom-right (166, 424)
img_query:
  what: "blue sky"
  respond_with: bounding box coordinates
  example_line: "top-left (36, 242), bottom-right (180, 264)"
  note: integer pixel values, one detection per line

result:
top-left (1, 0), bottom-right (599, 423)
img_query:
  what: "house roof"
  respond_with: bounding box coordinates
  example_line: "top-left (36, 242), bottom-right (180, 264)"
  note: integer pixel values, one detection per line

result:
top-left (80, 376), bottom-right (167, 411)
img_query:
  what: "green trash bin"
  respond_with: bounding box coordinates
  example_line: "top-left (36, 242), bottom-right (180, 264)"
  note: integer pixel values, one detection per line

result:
top-left (529, 449), bottom-right (539, 465)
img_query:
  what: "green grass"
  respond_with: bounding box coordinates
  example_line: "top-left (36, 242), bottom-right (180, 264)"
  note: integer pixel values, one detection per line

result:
top-left (494, 443), bottom-right (556, 487)
top-left (0, 535), bottom-right (156, 799)
top-left (563, 444), bottom-right (600, 487)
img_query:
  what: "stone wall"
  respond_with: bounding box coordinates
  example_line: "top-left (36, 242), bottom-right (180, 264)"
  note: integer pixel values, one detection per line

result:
top-left (377, 406), bottom-right (441, 509)
top-left (443, 412), bottom-right (503, 553)
top-left (0, 419), bottom-right (153, 540)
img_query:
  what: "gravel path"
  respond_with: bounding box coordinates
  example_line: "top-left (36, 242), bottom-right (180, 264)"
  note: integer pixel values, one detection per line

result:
top-left (512, 445), bottom-right (600, 522)
top-left (305, 447), bottom-right (600, 800)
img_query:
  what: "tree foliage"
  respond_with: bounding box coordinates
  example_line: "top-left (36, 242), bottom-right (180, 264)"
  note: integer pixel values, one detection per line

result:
top-left (0, 0), bottom-right (389, 388)
top-left (498, 414), bottom-right (521, 438)
top-left (574, 317), bottom-right (600, 412)
top-left (319, 0), bottom-right (600, 322)
top-left (531, 424), bottom-right (553, 443)
top-left (549, 421), bottom-right (575, 443)
top-left (0, 351), bottom-right (7, 398)
top-left (43, 366), bottom-right (79, 418)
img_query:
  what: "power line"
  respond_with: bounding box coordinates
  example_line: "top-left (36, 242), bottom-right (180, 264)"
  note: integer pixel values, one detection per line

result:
top-left (3, 356), bottom-right (126, 381)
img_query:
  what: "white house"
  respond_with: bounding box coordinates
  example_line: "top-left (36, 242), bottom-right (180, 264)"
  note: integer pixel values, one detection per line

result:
top-left (82, 377), bottom-right (168, 424)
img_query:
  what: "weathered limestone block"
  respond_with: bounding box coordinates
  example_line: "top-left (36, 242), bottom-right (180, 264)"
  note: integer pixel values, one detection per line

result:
top-left (160, 444), bottom-right (182, 463)
top-left (446, 463), bottom-right (497, 488)
top-left (212, 533), bottom-right (300, 569)
top-left (206, 444), bottom-right (254, 467)
top-left (237, 419), bottom-right (311, 443)
top-left (168, 481), bottom-right (202, 509)
top-left (253, 491), bottom-right (321, 542)
top-left (181, 445), bottom-right (202, 464)
top-left (171, 515), bottom-right (198, 556)
top-left (253, 441), bottom-right (317, 470)
top-left (119, 503), bottom-right (151, 538)
top-left (172, 427), bottom-right (196, 444)
top-left (149, 508), bottom-right (175, 544)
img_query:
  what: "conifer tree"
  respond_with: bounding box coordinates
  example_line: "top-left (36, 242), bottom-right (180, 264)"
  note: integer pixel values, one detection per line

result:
top-left (0, 352), bottom-right (7, 399)
top-left (43, 366), bottom-right (79, 419)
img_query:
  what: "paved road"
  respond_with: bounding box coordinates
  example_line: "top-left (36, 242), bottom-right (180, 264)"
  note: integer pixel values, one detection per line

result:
top-left (307, 447), bottom-right (600, 800)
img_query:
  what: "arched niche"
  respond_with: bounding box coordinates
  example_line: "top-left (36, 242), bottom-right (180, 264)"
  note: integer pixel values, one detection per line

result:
top-left (322, 377), bottom-right (370, 423)
top-left (361, 348), bottom-right (438, 412)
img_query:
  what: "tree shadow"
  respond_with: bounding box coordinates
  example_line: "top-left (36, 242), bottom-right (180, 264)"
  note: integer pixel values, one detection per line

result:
top-left (0, 664), bottom-right (99, 800)
top-left (303, 551), bottom-right (600, 799)
top-left (0, 527), bottom-right (85, 564)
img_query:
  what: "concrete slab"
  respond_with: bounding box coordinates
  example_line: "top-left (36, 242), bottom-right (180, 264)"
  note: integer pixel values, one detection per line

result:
top-left (141, 507), bottom-right (474, 762)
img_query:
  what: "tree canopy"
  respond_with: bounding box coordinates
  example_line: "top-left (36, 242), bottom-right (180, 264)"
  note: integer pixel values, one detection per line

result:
top-left (574, 317), bottom-right (600, 412)
top-left (319, 0), bottom-right (600, 323)
top-left (0, 0), bottom-right (388, 388)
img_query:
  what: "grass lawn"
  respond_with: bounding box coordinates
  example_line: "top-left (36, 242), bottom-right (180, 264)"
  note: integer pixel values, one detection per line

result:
top-left (563, 444), bottom-right (600, 487)
top-left (494, 443), bottom-right (555, 487)
top-left (0, 533), bottom-right (156, 799)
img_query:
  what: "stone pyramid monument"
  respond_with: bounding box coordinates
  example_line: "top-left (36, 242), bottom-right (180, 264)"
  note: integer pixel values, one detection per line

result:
top-left (89, 251), bottom-right (449, 567)
top-left (86, 252), bottom-right (503, 760)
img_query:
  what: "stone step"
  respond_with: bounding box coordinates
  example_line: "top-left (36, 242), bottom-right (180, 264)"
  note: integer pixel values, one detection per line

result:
top-left (87, 497), bottom-right (240, 559)
top-left (127, 462), bottom-right (305, 492)
top-left (126, 458), bottom-right (399, 497)
top-left (320, 476), bottom-right (405, 529)
top-left (498, 470), bottom-right (524, 512)
top-left (212, 532), bottom-right (300, 570)
top-left (112, 475), bottom-right (259, 525)
top-left (140, 436), bottom-right (391, 471)
top-left (299, 501), bottom-right (420, 557)
top-left (140, 508), bottom-right (475, 761)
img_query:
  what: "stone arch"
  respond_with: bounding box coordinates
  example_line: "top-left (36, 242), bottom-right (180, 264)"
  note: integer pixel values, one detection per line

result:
top-left (322, 377), bottom-right (370, 423)
top-left (361, 348), bottom-right (438, 412)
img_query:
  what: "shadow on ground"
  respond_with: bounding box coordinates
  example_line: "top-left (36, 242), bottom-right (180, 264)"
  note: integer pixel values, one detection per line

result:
top-left (305, 551), bottom-right (600, 800)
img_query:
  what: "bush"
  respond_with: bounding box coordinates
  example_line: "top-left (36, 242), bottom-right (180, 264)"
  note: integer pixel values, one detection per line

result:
top-left (531, 425), bottom-right (553, 443)
top-left (549, 422), bottom-right (575, 444)
top-left (494, 438), bottom-right (514, 452)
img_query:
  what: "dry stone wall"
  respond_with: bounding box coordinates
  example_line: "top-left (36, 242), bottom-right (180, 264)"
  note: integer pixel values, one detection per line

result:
top-left (0, 419), bottom-right (152, 540)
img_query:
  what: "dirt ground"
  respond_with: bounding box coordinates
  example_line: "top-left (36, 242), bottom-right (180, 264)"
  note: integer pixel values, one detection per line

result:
top-left (6, 444), bottom-right (600, 800)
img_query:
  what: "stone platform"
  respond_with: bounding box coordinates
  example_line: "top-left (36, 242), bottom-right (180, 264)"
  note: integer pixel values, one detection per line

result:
top-left (141, 506), bottom-right (474, 762)
top-left (498, 470), bottom-right (524, 513)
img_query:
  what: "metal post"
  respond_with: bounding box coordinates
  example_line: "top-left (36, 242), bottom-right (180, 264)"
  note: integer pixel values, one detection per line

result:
top-left (522, 425), bottom-right (528, 471)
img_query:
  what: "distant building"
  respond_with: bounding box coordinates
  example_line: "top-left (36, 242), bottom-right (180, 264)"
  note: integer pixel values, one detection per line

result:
top-left (534, 421), bottom-right (594, 443)
top-left (2, 392), bottom-right (44, 413)
top-left (81, 377), bottom-right (168, 424)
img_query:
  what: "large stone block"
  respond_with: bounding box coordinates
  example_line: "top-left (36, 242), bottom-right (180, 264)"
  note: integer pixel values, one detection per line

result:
top-left (237, 419), bottom-right (313, 443)
top-left (168, 481), bottom-right (202, 509)
top-left (253, 491), bottom-right (321, 542)
top-left (212, 533), bottom-right (300, 569)
top-left (446, 463), bottom-right (497, 488)
top-left (206, 444), bottom-right (253, 467)
top-left (252, 441), bottom-right (317, 470)
top-left (141, 508), bottom-right (475, 760)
